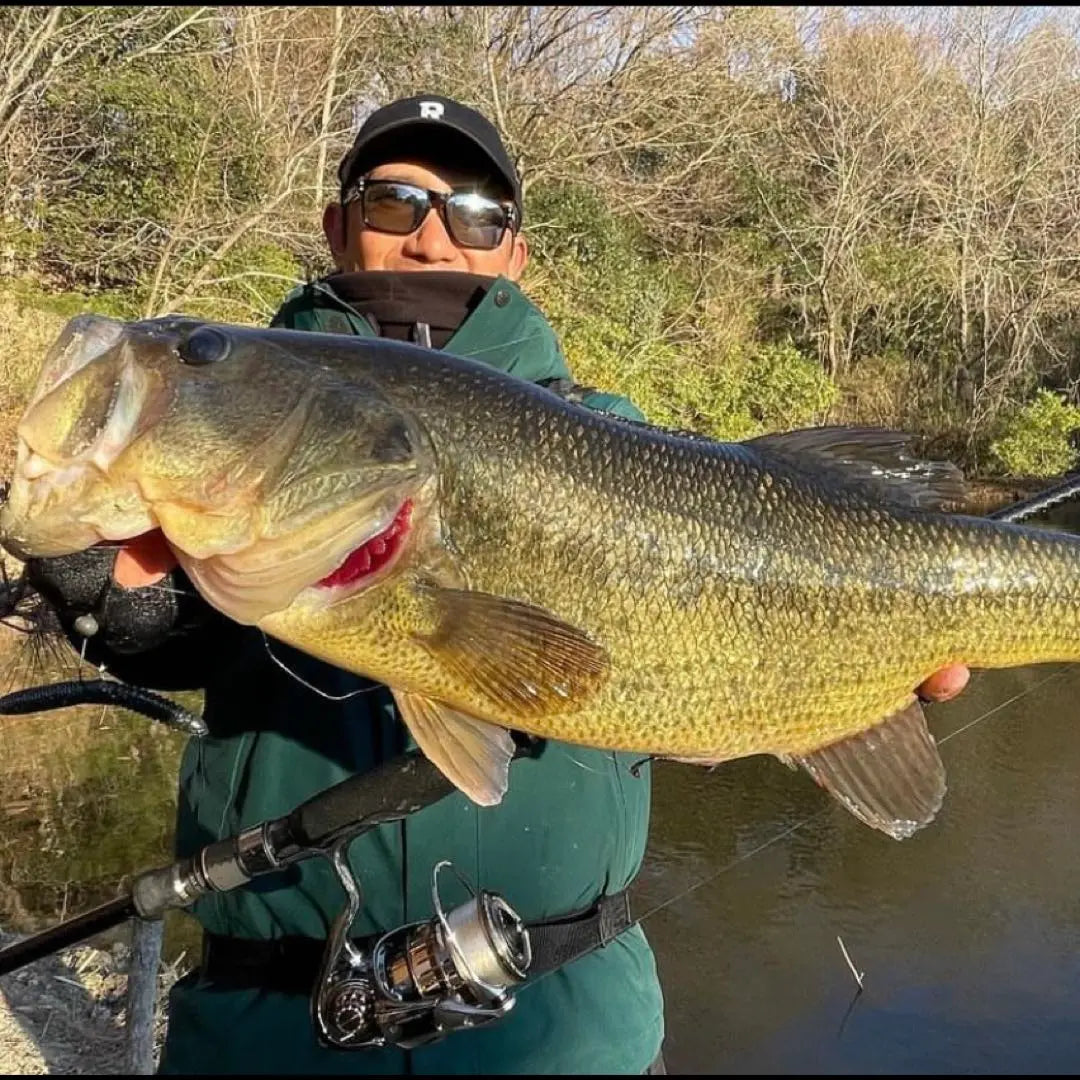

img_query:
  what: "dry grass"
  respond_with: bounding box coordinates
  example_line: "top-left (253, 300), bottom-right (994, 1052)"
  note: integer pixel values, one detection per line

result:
top-left (0, 925), bottom-right (191, 1074)
top-left (0, 296), bottom-right (66, 481)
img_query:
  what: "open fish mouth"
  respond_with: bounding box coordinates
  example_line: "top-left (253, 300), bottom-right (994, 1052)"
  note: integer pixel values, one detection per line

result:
top-left (169, 486), bottom-right (420, 626)
top-left (0, 313), bottom-right (435, 625)
top-left (314, 498), bottom-right (413, 596)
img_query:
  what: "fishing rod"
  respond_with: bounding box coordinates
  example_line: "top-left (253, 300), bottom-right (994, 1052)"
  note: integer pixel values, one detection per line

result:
top-left (0, 559), bottom-right (546, 1049)
top-left (0, 748), bottom-right (451, 981)
top-left (985, 471), bottom-right (1080, 522)
top-left (0, 620), bottom-right (550, 1051)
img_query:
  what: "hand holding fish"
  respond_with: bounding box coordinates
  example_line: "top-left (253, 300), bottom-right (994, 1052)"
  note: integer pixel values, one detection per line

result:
top-left (916, 663), bottom-right (970, 703)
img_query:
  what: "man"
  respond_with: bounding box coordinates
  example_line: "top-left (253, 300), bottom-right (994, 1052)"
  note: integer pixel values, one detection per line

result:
top-left (30, 94), bottom-right (662, 1075)
top-left (27, 94), bottom-right (969, 1075)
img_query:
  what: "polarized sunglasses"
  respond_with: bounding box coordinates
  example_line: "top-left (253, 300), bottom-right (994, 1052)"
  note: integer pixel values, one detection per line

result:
top-left (343, 178), bottom-right (518, 251)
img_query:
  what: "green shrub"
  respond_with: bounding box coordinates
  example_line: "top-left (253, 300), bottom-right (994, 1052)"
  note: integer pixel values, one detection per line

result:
top-left (989, 388), bottom-right (1080, 477)
top-left (740, 340), bottom-right (838, 433)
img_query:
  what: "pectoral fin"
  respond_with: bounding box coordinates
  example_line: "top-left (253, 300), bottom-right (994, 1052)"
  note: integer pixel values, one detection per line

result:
top-left (412, 582), bottom-right (610, 718)
top-left (392, 689), bottom-right (514, 806)
top-left (780, 699), bottom-right (946, 840)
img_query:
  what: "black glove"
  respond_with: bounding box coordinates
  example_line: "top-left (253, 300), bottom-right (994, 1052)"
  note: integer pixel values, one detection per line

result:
top-left (24, 547), bottom-right (222, 656)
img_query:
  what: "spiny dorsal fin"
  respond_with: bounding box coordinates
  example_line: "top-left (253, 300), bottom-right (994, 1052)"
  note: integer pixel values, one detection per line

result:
top-left (747, 426), bottom-right (966, 512)
top-left (782, 699), bottom-right (946, 840)
top-left (392, 689), bottom-right (514, 806)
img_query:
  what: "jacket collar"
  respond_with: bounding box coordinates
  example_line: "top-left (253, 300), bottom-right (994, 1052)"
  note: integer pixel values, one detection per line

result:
top-left (313, 273), bottom-right (571, 385)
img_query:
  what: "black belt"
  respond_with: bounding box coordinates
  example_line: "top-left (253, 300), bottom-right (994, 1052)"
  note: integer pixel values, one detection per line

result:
top-left (199, 889), bottom-right (634, 996)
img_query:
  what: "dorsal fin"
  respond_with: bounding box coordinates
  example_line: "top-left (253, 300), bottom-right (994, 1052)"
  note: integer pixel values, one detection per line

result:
top-left (747, 426), bottom-right (966, 512)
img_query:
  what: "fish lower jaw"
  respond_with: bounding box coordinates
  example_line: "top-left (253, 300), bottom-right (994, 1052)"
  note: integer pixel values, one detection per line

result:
top-left (0, 466), bottom-right (128, 560)
top-left (5, 436), bottom-right (130, 551)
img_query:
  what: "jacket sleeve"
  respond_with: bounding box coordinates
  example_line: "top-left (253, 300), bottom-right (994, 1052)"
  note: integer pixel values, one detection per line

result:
top-left (579, 389), bottom-right (647, 423)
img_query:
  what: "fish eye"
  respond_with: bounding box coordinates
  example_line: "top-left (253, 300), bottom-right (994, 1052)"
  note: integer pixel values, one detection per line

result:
top-left (178, 327), bottom-right (231, 366)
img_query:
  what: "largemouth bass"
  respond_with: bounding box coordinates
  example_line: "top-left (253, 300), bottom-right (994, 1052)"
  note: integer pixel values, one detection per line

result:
top-left (3, 315), bottom-right (1078, 840)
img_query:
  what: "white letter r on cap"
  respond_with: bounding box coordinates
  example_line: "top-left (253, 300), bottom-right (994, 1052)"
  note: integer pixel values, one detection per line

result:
top-left (419, 101), bottom-right (445, 120)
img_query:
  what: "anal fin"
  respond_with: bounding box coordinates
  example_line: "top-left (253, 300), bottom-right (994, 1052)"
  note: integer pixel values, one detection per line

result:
top-left (392, 688), bottom-right (515, 807)
top-left (784, 699), bottom-right (946, 840)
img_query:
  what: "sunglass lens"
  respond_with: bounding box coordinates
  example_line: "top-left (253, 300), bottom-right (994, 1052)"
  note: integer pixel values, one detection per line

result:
top-left (445, 193), bottom-right (508, 250)
top-left (363, 182), bottom-right (427, 235)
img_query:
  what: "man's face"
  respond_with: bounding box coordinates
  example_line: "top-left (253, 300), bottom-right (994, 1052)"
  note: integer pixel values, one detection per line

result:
top-left (323, 159), bottom-right (528, 280)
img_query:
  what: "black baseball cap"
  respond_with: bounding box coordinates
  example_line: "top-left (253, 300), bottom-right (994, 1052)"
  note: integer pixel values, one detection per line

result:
top-left (337, 94), bottom-right (523, 223)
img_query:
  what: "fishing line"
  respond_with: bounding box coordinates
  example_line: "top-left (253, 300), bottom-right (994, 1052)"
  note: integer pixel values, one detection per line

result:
top-left (637, 667), bottom-right (1069, 921)
top-left (259, 632), bottom-right (384, 701)
top-left (134, 580), bottom-right (196, 599)
top-left (935, 666), bottom-right (1070, 748)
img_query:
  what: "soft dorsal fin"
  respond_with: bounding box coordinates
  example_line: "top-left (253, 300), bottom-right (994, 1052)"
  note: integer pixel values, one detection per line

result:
top-left (781, 699), bottom-right (946, 839)
top-left (747, 426), bottom-right (966, 512)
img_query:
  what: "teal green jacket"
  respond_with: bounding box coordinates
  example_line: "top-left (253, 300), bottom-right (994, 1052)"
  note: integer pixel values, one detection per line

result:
top-left (158, 276), bottom-right (665, 1075)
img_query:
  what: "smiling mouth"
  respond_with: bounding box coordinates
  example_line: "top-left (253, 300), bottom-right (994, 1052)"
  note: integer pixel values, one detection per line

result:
top-left (316, 499), bottom-right (413, 590)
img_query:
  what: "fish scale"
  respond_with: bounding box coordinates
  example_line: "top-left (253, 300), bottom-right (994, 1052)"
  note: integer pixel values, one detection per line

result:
top-left (336, 356), bottom-right (1080, 758)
